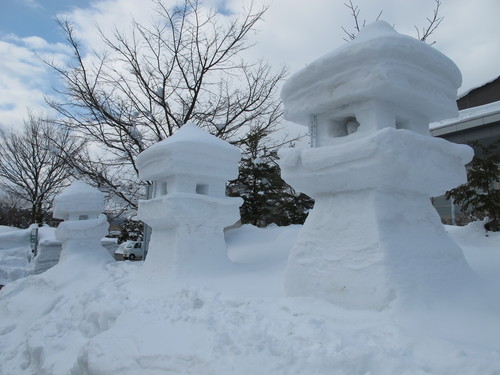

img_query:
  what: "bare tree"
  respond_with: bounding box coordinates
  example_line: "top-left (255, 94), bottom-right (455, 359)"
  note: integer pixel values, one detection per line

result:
top-left (341, 0), bottom-right (382, 42)
top-left (341, 0), bottom-right (443, 45)
top-left (0, 193), bottom-right (32, 229)
top-left (414, 0), bottom-right (443, 44)
top-left (45, 0), bottom-right (287, 210)
top-left (0, 114), bottom-right (83, 225)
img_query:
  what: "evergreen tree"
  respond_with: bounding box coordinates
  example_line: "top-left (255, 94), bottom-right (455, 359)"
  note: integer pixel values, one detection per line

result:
top-left (446, 140), bottom-right (500, 230)
top-left (228, 129), bottom-right (314, 227)
top-left (118, 218), bottom-right (144, 244)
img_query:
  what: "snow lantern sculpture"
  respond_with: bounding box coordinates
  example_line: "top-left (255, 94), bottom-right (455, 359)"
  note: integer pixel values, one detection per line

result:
top-left (279, 21), bottom-right (476, 310)
top-left (136, 123), bottom-right (242, 277)
top-left (54, 180), bottom-right (110, 259)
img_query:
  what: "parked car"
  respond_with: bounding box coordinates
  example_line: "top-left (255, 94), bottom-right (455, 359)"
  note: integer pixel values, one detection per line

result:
top-left (115, 240), bottom-right (143, 260)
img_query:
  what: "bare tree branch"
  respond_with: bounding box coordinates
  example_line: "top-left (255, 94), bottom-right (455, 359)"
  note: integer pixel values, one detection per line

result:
top-left (415, 0), bottom-right (443, 45)
top-left (0, 113), bottom-right (84, 224)
top-left (341, 0), bottom-right (442, 44)
top-left (44, 0), bottom-right (291, 210)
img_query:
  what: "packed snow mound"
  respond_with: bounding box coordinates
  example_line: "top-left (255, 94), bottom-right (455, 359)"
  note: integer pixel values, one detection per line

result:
top-left (446, 221), bottom-right (500, 286)
top-left (0, 224), bottom-right (499, 374)
top-left (33, 226), bottom-right (62, 274)
top-left (0, 225), bottom-right (21, 233)
top-left (0, 227), bottom-right (32, 284)
top-left (281, 21), bottom-right (461, 126)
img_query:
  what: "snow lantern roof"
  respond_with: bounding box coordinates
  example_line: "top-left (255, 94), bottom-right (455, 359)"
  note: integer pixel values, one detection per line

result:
top-left (137, 123), bottom-right (241, 181)
top-left (281, 21), bottom-right (462, 126)
top-left (53, 180), bottom-right (104, 219)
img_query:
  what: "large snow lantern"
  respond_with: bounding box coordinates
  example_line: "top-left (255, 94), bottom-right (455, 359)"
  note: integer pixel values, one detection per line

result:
top-left (279, 21), bottom-right (477, 310)
top-left (136, 123), bottom-right (242, 278)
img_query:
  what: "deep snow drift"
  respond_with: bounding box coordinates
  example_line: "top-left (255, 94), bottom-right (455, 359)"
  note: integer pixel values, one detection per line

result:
top-left (0, 223), bottom-right (499, 375)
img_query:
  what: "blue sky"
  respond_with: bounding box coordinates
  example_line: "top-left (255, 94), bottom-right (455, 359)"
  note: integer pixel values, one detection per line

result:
top-left (1, 0), bottom-right (499, 130)
top-left (0, 0), bottom-right (91, 43)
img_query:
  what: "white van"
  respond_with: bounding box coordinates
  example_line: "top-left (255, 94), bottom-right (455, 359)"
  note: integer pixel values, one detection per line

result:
top-left (115, 240), bottom-right (143, 260)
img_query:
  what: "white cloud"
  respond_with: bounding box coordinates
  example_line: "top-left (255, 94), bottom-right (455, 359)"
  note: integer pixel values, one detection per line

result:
top-left (434, 0), bottom-right (500, 94)
top-left (59, 0), bottom-right (500, 94)
top-left (2, 0), bottom-right (499, 130)
top-left (0, 35), bottom-right (71, 130)
top-left (230, 0), bottom-right (500, 96)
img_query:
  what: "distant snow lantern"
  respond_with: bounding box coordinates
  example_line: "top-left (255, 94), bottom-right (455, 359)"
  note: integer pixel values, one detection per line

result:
top-left (53, 180), bottom-right (110, 260)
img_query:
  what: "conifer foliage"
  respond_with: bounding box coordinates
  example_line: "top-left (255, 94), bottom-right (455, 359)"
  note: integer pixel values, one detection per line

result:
top-left (227, 130), bottom-right (313, 227)
top-left (446, 141), bottom-right (500, 230)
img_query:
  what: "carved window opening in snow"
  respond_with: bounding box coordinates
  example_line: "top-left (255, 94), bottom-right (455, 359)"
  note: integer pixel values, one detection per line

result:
top-left (196, 184), bottom-right (209, 195)
top-left (160, 182), bottom-right (168, 196)
top-left (395, 118), bottom-right (408, 131)
top-left (154, 182), bottom-right (168, 197)
top-left (328, 117), bottom-right (360, 138)
top-left (79, 215), bottom-right (89, 220)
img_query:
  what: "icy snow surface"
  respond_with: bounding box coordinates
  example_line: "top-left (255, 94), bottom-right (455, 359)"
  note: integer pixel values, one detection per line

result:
top-left (0, 223), bottom-right (499, 374)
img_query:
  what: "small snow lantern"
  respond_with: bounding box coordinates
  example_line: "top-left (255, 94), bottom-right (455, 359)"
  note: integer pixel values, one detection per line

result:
top-left (54, 180), bottom-right (105, 222)
top-left (279, 21), bottom-right (476, 310)
top-left (136, 123), bottom-right (242, 278)
top-left (53, 180), bottom-right (110, 260)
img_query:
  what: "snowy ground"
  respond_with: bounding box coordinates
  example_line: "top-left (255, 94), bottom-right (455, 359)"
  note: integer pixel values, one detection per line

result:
top-left (0, 222), bottom-right (499, 374)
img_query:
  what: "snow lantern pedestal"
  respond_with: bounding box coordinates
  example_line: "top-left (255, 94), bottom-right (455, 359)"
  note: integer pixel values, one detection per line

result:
top-left (53, 180), bottom-right (110, 261)
top-left (280, 21), bottom-right (476, 310)
top-left (137, 123), bottom-right (242, 279)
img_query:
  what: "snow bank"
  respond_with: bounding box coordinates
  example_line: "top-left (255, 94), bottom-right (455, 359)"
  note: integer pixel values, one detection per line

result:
top-left (0, 224), bottom-right (499, 374)
top-left (446, 221), bottom-right (500, 287)
top-left (0, 227), bottom-right (32, 284)
top-left (0, 225), bottom-right (21, 233)
top-left (32, 226), bottom-right (62, 274)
